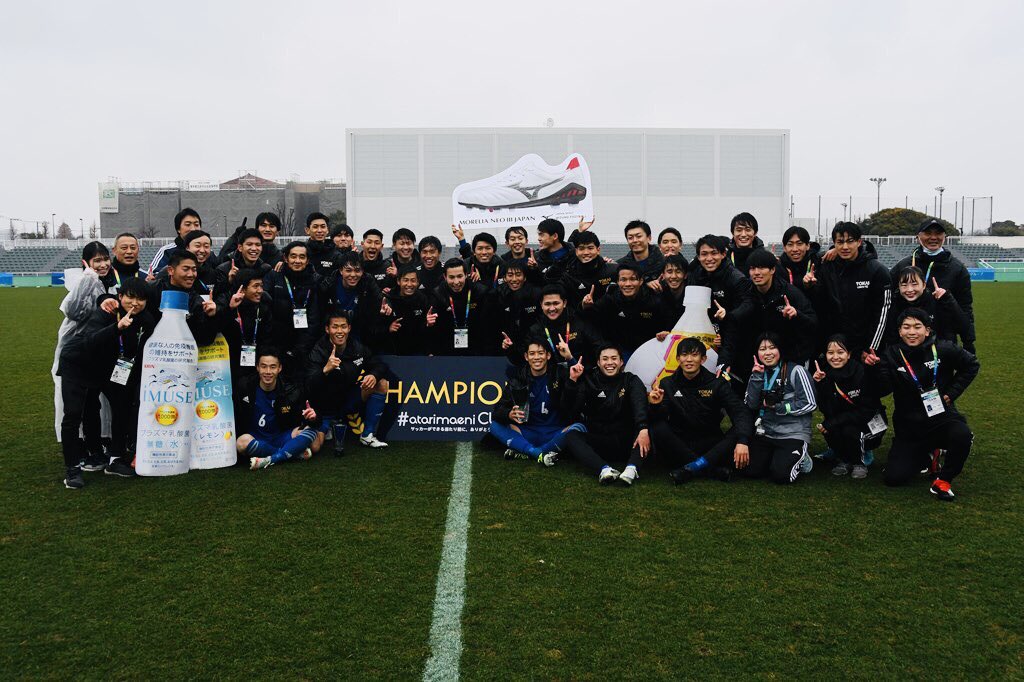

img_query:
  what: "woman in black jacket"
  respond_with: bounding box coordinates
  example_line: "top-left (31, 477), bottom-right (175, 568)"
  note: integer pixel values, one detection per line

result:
top-left (812, 334), bottom-right (886, 480)
top-left (877, 308), bottom-right (979, 501)
top-left (886, 265), bottom-right (971, 347)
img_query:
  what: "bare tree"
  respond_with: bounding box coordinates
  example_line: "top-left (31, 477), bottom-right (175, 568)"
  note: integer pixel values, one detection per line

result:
top-left (40, 221), bottom-right (50, 238)
top-left (88, 221), bottom-right (98, 238)
top-left (7, 219), bottom-right (16, 241)
top-left (56, 222), bottom-right (74, 239)
top-left (138, 225), bottom-right (159, 238)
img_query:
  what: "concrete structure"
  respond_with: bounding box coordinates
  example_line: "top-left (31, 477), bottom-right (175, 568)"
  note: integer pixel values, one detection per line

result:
top-left (346, 127), bottom-right (790, 244)
top-left (99, 177), bottom-right (346, 238)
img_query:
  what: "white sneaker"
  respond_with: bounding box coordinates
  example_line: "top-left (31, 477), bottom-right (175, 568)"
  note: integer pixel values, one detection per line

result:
top-left (359, 433), bottom-right (388, 449)
top-left (618, 465), bottom-right (639, 486)
top-left (249, 456), bottom-right (272, 470)
top-left (599, 466), bottom-right (620, 484)
top-left (300, 448), bottom-right (313, 461)
top-left (456, 155), bottom-right (587, 210)
top-left (539, 451), bottom-right (559, 467)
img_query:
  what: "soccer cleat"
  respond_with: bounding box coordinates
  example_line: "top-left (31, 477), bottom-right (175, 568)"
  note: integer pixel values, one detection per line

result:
top-left (249, 456), bottom-right (272, 470)
top-left (503, 448), bottom-right (516, 460)
top-left (359, 433), bottom-right (389, 449)
top-left (618, 466), bottom-right (638, 486)
top-left (456, 155), bottom-right (588, 210)
top-left (300, 448), bottom-right (313, 461)
top-left (81, 454), bottom-right (106, 472)
top-left (831, 462), bottom-right (851, 477)
top-left (851, 464), bottom-right (869, 480)
top-left (539, 451), bottom-right (559, 467)
top-left (64, 467), bottom-right (85, 490)
top-left (798, 451), bottom-right (814, 474)
top-left (104, 459), bottom-right (136, 477)
top-left (599, 467), bottom-right (620, 485)
top-left (668, 467), bottom-right (694, 485)
top-left (930, 478), bottom-right (955, 501)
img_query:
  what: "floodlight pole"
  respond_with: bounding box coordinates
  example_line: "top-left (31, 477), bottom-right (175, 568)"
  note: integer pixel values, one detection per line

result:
top-left (935, 186), bottom-right (946, 220)
top-left (869, 178), bottom-right (886, 213)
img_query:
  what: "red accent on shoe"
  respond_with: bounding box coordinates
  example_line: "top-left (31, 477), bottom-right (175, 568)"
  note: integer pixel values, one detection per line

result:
top-left (929, 449), bottom-right (941, 473)
top-left (932, 479), bottom-right (951, 492)
top-left (566, 157), bottom-right (580, 170)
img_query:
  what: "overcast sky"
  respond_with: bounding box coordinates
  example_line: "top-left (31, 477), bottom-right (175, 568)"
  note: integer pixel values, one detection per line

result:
top-left (1, 0), bottom-right (1020, 235)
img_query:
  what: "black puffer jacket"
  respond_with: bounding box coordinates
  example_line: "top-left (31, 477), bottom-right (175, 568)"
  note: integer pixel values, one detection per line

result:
top-left (817, 241), bottom-right (891, 357)
top-left (727, 236), bottom-right (765, 276)
top-left (650, 366), bottom-right (753, 443)
top-left (890, 247), bottom-right (975, 347)
top-left (560, 368), bottom-right (648, 439)
top-left (815, 359), bottom-right (882, 434)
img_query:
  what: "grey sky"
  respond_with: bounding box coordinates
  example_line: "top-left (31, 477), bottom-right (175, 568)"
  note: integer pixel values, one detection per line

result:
top-left (2, 0), bottom-right (1020, 235)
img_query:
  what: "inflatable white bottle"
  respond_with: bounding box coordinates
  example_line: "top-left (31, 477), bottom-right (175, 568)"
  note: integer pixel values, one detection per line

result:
top-left (136, 290), bottom-right (198, 476)
top-left (625, 285), bottom-right (720, 389)
top-left (191, 333), bottom-right (237, 469)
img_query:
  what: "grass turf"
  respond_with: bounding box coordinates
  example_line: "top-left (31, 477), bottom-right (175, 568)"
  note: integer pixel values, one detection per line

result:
top-left (1, 285), bottom-right (1023, 678)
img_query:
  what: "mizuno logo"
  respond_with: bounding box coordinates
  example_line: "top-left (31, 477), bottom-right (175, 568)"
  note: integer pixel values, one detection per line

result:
top-left (510, 178), bottom-right (560, 200)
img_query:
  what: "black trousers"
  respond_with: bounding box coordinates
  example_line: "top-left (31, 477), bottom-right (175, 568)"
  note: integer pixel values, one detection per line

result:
top-left (746, 436), bottom-right (807, 484)
top-left (649, 422), bottom-right (737, 471)
top-left (61, 377), bottom-right (136, 468)
top-left (823, 423), bottom-right (864, 466)
top-left (562, 431), bottom-right (643, 474)
top-left (884, 419), bottom-right (973, 486)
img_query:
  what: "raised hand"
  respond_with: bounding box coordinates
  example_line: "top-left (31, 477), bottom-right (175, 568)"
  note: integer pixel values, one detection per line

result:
top-left (451, 223), bottom-right (465, 241)
top-left (655, 331), bottom-right (670, 342)
top-left (302, 400), bottom-right (317, 421)
top-left (569, 356), bottom-right (584, 382)
top-left (556, 333), bottom-right (572, 360)
top-left (932, 277), bottom-right (947, 299)
top-left (99, 298), bottom-right (119, 315)
top-left (861, 348), bottom-right (880, 366)
top-left (229, 285), bottom-right (245, 309)
top-left (647, 386), bottom-right (664, 404)
top-left (470, 266), bottom-right (481, 282)
top-left (389, 317), bottom-right (403, 333)
top-left (117, 312), bottom-right (134, 330)
top-left (812, 360), bottom-right (826, 382)
top-left (386, 262), bottom-right (398, 277)
top-left (712, 334), bottom-right (722, 349)
top-left (752, 354), bottom-right (765, 373)
top-left (380, 299), bottom-right (393, 316)
top-left (324, 344), bottom-right (341, 374)
top-left (501, 331), bottom-right (513, 351)
top-left (578, 216), bottom-right (594, 232)
top-left (713, 300), bottom-right (727, 320)
top-left (426, 306), bottom-right (437, 327)
top-left (647, 279), bottom-right (663, 292)
top-left (581, 285), bottom-right (595, 309)
top-left (274, 261), bottom-right (284, 272)
top-left (781, 295), bottom-right (798, 320)
top-left (526, 248), bottom-right (537, 268)
top-left (803, 263), bottom-right (817, 286)
top-left (228, 259), bottom-right (239, 282)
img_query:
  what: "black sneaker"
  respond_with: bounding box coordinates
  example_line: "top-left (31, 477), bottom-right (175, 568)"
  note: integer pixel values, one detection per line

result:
top-left (81, 454), bottom-right (106, 472)
top-left (669, 467), bottom-right (694, 485)
top-left (64, 467), bottom-right (85, 489)
top-left (104, 459), bottom-right (136, 478)
top-left (710, 466), bottom-right (733, 483)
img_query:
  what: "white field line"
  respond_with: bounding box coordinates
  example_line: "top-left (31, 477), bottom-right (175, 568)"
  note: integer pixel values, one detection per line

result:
top-left (422, 441), bottom-right (474, 682)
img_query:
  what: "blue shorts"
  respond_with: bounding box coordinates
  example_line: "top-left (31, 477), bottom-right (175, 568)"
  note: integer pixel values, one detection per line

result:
top-left (251, 430), bottom-right (292, 449)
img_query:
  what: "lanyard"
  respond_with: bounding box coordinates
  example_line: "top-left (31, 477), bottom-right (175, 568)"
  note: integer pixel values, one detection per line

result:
top-left (763, 366), bottom-right (781, 392)
top-left (898, 344), bottom-right (938, 391)
top-left (237, 309), bottom-right (261, 344)
top-left (543, 322), bottom-right (571, 354)
top-left (449, 289), bottom-right (472, 325)
top-left (115, 312), bottom-right (143, 360)
top-left (834, 382), bottom-right (856, 406)
top-left (113, 267), bottom-right (122, 289)
top-left (284, 276), bottom-right (310, 307)
top-left (911, 253), bottom-right (935, 283)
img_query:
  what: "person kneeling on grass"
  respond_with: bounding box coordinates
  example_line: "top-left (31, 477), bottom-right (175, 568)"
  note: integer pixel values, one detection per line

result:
top-left (304, 308), bottom-right (390, 453)
top-left (560, 344), bottom-right (650, 485)
top-left (877, 308), bottom-right (979, 501)
top-left (489, 338), bottom-right (584, 466)
top-left (743, 333), bottom-right (817, 484)
top-left (647, 337), bottom-right (754, 485)
top-left (811, 334), bottom-right (887, 480)
top-left (237, 348), bottom-right (326, 470)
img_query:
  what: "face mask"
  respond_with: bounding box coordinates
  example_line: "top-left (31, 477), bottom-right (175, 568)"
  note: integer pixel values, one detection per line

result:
top-left (922, 245), bottom-right (944, 256)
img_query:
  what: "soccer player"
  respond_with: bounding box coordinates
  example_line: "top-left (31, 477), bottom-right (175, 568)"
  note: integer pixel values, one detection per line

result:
top-left (465, 232), bottom-right (502, 290)
top-left (489, 338), bottom-right (585, 465)
top-left (535, 218), bottom-right (574, 284)
top-left (522, 285), bottom-right (604, 367)
top-left (148, 207), bottom-right (202, 276)
top-left (495, 262), bottom-right (541, 356)
top-left (891, 218), bottom-right (975, 353)
top-left (318, 251), bottom-right (388, 343)
top-left (222, 269), bottom-right (274, 378)
top-left (254, 211), bottom-right (283, 266)
top-left (618, 219), bottom-right (665, 283)
top-left (886, 266), bottom-right (971, 347)
top-left (499, 225), bottom-right (540, 285)
top-left (305, 212), bottom-right (341, 277)
top-left (360, 229), bottom-right (389, 285)
top-left (383, 228), bottom-right (420, 291)
top-left (727, 212), bottom-right (765, 276)
top-left (417, 236), bottom-right (445, 291)
top-left (331, 224), bottom-right (355, 253)
top-left (587, 263), bottom-right (666, 358)
top-left (238, 349), bottom-right (325, 470)
top-left (559, 231), bottom-right (616, 309)
top-left (265, 241), bottom-right (321, 374)
top-left (815, 222), bottom-right (891, 365)
top-left (746, 248), bottom-right (818, 364)
top-left (877, 308), bottom-right (979, 500)
top-left (305, 309), bottom-right (390, 453)
top-left (743, 333), bottom-right (817, 484)
top-left (657, 227), bottom-right (683, 257)
top-left (647, 338), bottom-right (753, 484)
top-left (214, 227), bottom-right (272, 293)
top-left (148, 250), bottom-right (221, 345)
top-left (182, 230), bottom-right (218, 292)
top-left (560, 344), bottom-right (650, 484)
top-left (811, 334), bottom-right (886, 479)
top-left (430, 258), bottom-right (495, 356)
top-left (57, 276), bottom-right (155, 487)
top-left (377, 265), bottom-right (438, 355)
top-left (777, 226), bottom-right (821, 293)
top-left (655, 254), bottom-right (688, 320)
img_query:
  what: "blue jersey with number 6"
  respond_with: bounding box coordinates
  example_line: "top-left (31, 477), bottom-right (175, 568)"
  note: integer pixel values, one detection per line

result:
top-left (252, 387), bottom-right (278, 440)
top-left (528, 375), bottom-right (559, 429)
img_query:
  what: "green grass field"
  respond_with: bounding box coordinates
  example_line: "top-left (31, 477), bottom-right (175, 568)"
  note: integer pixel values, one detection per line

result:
top-left (2, 285), bottom-right (1023, 679)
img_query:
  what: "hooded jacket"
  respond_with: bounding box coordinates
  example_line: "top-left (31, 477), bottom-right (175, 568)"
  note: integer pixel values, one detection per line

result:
top-left (818, 241), bottom-right (891, 356)
top-left (745, 362), bottom-right (817, 443)
top-left (559, 256), bottom-right (617, 309)
top-left (213, 253), bottom-right (272, 297)
top-left (561, 368), bottom-right (648, 439)
top-left (885, 288), bottom-right (971, 347)
top-left (524, 308), bottom-right (605, 367)
top-left (58, 303), bottom-right (156, 388)
top-left (535, 244), bottom-right (573, 285)
top-left (891, 247), bottom-right (975, 346)
top-left (651, 366), bottom-right (753, 444)
top-left (429, 280), bottom-right (496, 356)
top-left (375, 289), bottom-right (433, 355)
top-left (876, 336), bottom-right (979, 435)
top-left (221, 295), bottom-right (274, 375)
top-left (234, 373), bottom-right (321, 436)
top-left (305, 239), bottom-right (340, 277)
top-left (494, 282), bottom-right (542, 350)
top-left (318, 271), bottom-right (385, 344)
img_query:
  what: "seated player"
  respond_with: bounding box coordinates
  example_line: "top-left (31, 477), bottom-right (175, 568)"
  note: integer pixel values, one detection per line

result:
top-left (587, 263), bottom-right (666, 359)
top-left (811, 334), bottom-right (886, 479)
top-left (647, 338), bottom-right (753, 484)
top-left (377, 265), bottom-right (438, 354)
top-left (743, 333), bottom-right (817, 484)
top-left (304, 309), bottom-right (390, 452)
top-left (877, 308), bottom-right (979, 500)
top-left (560, 344), bottom-right (650, 485)
top-left (57, 277), bottom-right (156, 487)
top-left (489, 338), bottom-right (584, 465)
top-left (222, 269), bottom-right (273, 378)
top-left (237, 349), bottom-right (325, 470)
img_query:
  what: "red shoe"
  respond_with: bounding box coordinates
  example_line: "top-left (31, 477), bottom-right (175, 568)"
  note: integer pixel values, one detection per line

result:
top-left (929, 478), bottom-right (955, 501)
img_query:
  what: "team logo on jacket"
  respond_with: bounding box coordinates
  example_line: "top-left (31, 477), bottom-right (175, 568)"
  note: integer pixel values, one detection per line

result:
top-left (618, 388), bottom-right (625, 397)
top-left (698, 389), bottom-right (712, 397)
top-left (846, 389), bottom-right (861, 398)
top-left (856, 281), bottom-right (870, 289)
top-left (280, 406), bottom-right (291, 413)
top-left (353, 358), bottom-right (364, 366)
top-left (674, 390), bottom-right (683, 397)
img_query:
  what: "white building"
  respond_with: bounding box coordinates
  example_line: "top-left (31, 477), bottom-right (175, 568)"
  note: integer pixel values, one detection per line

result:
top-left (346, 127), bottom-right (790, 244)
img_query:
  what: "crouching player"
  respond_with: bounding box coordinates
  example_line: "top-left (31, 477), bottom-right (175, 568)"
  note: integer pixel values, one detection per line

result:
top-left (489, 337), bottom-right (584, 465)
top-left (560, 344), bottom-right (650, 485)
top-left (236, 348), bottom-right (325, 470)
top-left (648, 338), bottom-right (754, 484)
top-left (878, 308), bottom-right (979, 500)
top-left (305, 309), bottom-right (390, 453)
